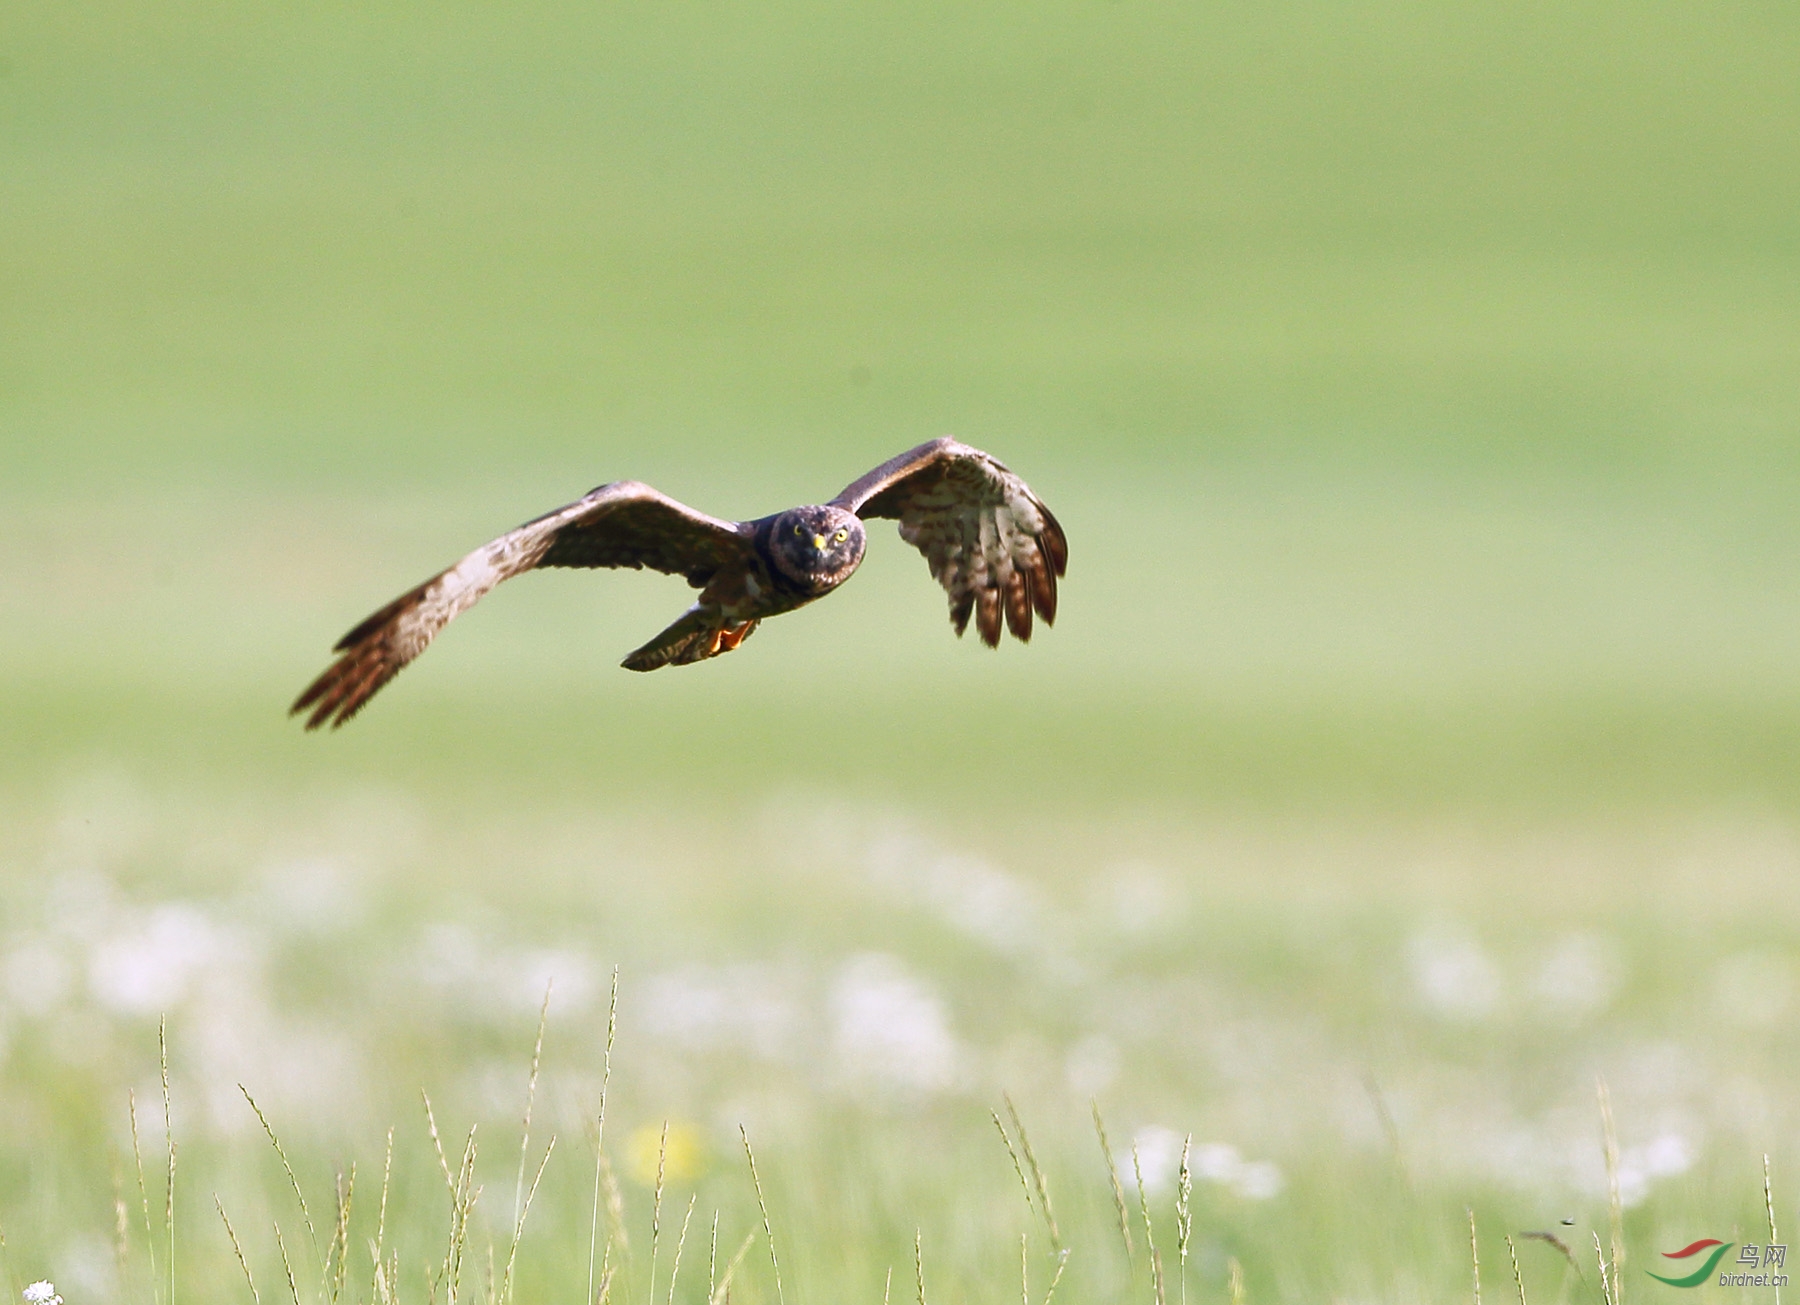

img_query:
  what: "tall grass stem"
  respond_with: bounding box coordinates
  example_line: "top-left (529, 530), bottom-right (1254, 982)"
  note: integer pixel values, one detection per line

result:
top-left (740, 1127), bottom-right (786, 1305)
top-left (1766, 1155), bottom-right (1781, 1305)
top-left (1091, 1103), bottom-right (1133, 1262)
top-left (215, 1196), bottom-right (260, 1305)
top-left (1133, 1143), bottom-right (1165, 1305)
top-left (130, 1092), bottom-right (160, 1305)
top-left (588, 968), bottom-right (620, 1305)
top-left (1597, 1079), bottom-right (1623, 1305)
top-left (160, 1018), bottom-right (175, 1305)
top-left (666, 1194), bottom-right (697, 1305)
top-left (242, 1085), bottom-right (321, 1271)
top-left (1505, 1234), bottom-right (1528, 1305)
top-left (1468, 1208), bottom-right (1481, 1305)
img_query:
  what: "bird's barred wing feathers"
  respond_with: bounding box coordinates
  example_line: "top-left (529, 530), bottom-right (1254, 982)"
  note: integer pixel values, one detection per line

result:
top-left (291, 482), bottom-right (745, 729)
top-left (832, 438), bottom-right (1068, 647)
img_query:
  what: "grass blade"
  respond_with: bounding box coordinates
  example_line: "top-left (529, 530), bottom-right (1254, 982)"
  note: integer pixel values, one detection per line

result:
top-left (1469, 1208), bottom-right (1481, 1305)
top-left (740, 1127), bottom-right (785, 1305)
top-left (131, 1092), bottom-right (160, 1305)
top-left (1133, 1142), bottom-right (1165, 1305)
top-left (706, 1233), bottom-right (756, 1305)
top-left (510, 982), bottom-right (552, 1288)
top-left (160, 1019), bottom-right (176, 1305)
top-left (1004, 1095), bottom-right (1061, 1251)
top-left (1176, 1135), bottom-right (1192, 1305)
top-left (1092, 1103), bottom-right (1133, 1262)
top-left (1597, 1079), bottom-right (1623, 1305)
top-left (666, 1194), bottom-right (697, 1305)
top-left (649, 1122), bottom-right (668, 1305)
top-left (1768, 1155), bottom-right (1782, 1305)
top-left (588, 968), bottom-right (620, 1305)
top-left (241, 1086), bottom-right (322, 1273)
top-left (215, 1197), bottom-right (260, 1305)
top-left (1506, 1234), bottom-right (1528, 1305)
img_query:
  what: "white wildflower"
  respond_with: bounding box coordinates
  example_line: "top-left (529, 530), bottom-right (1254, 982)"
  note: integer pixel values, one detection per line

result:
top-left (24, 1283), bottom-right (63, 1305)
top-left (830, 954), bottom-right (960, 1094)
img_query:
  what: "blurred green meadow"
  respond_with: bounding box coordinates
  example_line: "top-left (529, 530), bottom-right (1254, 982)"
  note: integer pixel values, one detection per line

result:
top-left (4, 1), bottom-right (1800, 1301)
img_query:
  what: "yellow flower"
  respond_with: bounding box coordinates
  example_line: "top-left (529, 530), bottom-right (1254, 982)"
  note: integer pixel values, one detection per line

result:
top-left (626, 1121), bottom-right (705, 1187)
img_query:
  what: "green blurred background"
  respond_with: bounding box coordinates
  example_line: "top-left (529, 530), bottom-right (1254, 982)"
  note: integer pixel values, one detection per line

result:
top-left (4, 2), bottom-right (1800, 1301)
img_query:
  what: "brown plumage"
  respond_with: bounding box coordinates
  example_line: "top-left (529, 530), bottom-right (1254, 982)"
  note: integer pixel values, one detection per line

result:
top-left (292, 438), bottom-right (1068, 728)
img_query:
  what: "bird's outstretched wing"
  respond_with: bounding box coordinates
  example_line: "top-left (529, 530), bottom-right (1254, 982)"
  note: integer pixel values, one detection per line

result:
top-left (832, 438), bottom-right (1068, 646)
top-left (291, 482), bottom-right (747, 729)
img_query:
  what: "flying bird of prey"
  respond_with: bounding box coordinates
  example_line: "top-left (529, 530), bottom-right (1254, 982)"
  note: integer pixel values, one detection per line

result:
top-left (291, 438), bottom-right (1069, 729)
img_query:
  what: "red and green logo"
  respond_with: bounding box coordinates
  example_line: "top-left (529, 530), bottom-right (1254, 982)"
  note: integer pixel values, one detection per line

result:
top-left (1647, 1240), bottom-right (1732, 1288)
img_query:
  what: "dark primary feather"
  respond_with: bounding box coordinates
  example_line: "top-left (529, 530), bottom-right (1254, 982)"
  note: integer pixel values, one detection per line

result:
top-left (833, 437), bottom-right (1068, 648)
top-left (290, 482), bottom-right (747, 729)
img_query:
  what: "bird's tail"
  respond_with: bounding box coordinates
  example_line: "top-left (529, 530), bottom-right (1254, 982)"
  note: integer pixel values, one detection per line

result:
top-left (621, 607), bottom-right (759, 671)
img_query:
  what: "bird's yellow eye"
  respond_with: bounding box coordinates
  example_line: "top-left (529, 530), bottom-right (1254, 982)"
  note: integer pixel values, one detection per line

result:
top-left (834, 528), bottom-right (848, 542)
top-left (793, 525), bottom-right (803, 537)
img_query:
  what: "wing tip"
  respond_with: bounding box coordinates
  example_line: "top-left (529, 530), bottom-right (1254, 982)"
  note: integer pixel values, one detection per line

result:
top-left (1038, 513), bottom-right (1069, 578)
top-left (950, 591), bottom-right (975, 638)
top-left (975, 586), bottom-right (1003, 647)
top-left (1003, 570), bottom-right (1034, 643)
top-left (291, 638), bottom-right (402, 731)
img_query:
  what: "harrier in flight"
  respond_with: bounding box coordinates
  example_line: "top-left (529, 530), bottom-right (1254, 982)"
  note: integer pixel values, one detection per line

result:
top-left (292, 438), bottom-right (1069, 728)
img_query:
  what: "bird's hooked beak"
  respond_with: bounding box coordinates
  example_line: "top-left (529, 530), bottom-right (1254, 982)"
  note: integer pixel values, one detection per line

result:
top-left (812, 534), bottom-right (828, 550)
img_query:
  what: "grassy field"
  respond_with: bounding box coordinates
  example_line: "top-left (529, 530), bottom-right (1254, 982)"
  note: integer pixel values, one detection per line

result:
top-left (4, 1), bottom-right (1800, 1301)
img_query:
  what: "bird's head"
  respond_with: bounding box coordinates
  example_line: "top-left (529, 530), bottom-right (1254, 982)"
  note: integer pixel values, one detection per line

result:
top-left (768, 505), bottom-right (866, 591)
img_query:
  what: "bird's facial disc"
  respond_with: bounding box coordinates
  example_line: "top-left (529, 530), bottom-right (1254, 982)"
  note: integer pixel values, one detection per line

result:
top-left (774, 506), bottom-right (865, 586)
